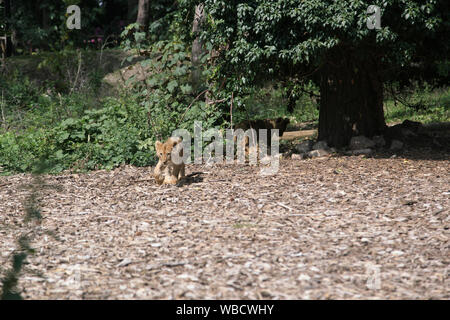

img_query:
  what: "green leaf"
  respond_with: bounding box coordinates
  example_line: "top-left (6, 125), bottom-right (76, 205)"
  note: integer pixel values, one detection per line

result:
top-left (180, 84), bottom-right (193, 94)
top-left (55, 150), bottom-right (64, 159)
top-left (167, 80), bottom-right (178, 93)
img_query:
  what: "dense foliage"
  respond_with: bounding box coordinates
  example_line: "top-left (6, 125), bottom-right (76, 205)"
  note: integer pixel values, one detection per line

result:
top-left (0, 93), bottom-right (155, 174)
top-left (179, 0), bottom-right (450, 86)
top-left (0, 0), bottom-right (449, 173)
top-left (177, 0), bottom-right (449, 146)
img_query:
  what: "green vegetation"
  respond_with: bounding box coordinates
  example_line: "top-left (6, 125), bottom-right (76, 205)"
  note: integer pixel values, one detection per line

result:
top-left (1, 1), bottom-right (449, 175)
top-left (234, 82), bottom-right (450, 127)
top-left (0, 72), bottom-right (156, 174)
top-left (180, 0), bottom-right (449, 147)
top-left (239, 84), bottom-right (319, 125)
top-left (1, 0), bottom-right (449, 301)
top-left (384, 85), bottom-right (450, 124)
top-left (0, 39), bottom-right (224, 174)
top-left (1, 58), bottom-right (447, 175)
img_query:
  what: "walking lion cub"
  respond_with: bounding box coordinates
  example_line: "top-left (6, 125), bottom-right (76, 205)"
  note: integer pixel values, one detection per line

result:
top-left (154, 137), bottom-right (185, 185)
top-left (234, 117), bottom-right (290, 156)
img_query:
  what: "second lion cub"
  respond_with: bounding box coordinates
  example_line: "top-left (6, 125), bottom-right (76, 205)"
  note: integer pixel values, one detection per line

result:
top-left (154, 137), bottom-right (185, 185)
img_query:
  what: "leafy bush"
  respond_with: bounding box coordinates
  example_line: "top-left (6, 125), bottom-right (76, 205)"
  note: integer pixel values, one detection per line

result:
top-left (0, 129), bottom-right (52, 174)
top-left (237, 81), bottom-right (319, 125)
top-left (50, 97), bottom-right (155, 171)
top-left (384, 84), bottom-right (450, 124)
top-left (0, 97), bottom-right (156, 174)
top-left (0, 71), bottom-right (101, 133)
top-left (125, 38), bottom-right (226, 140)
top-left (0, 36), bottom-right (229, 174)
top-left (0, 70), bottom-right (42, 111)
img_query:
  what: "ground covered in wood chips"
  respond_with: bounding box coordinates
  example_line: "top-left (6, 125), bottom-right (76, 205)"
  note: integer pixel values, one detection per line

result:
top-left (0, 149), bottom-right (449, 299)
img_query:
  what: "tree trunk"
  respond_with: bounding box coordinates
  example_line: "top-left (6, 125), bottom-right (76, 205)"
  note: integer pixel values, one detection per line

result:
top-left (317, 47), bottom-right (386, 148)
top-left (136, 0), bottom-right (150, 31)
top-left (191, 3), bottom-right (205, 92)
top-left (3, 0), bottom-right (12, 57)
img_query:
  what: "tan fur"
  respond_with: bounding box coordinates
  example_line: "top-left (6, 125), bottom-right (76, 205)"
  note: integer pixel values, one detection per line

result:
top-left (154, 137), bottom-right (185, 185)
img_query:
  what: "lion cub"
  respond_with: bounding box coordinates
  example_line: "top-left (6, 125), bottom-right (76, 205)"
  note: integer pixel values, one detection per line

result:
top-left (154, 137), bottom-right (185, 185)
top-left (234, 117), bottom-right (290, 156)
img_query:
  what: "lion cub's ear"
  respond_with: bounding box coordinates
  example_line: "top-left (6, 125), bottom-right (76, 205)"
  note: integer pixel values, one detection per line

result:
top-left (155, 141), bottom-right (163, 152)
top-left (165, 137), bottom-right (180, 150)
top-left (167, 137), bottom-right (183, 156)
top-left (168, 136), bottom-right (182, 146)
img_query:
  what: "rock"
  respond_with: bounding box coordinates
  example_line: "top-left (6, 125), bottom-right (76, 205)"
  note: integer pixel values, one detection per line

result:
top-left (295, 140), bottom-right (313, 153)
top-left (349, 136), bottom-right (375, 150)
top-left (297, 274), bottom-right (311, 281)
top-left (390, 140), bottom-right (404, 150)
top-left (372, 135), bottom-right (386, 148)
top-left (401, 128), bottom-right (417, 138)
top-left (306, 149), bottom-right (329, 158)
top-left (402, 119), bottom-right (424, 133)
top-left (351, 148), bottom-right (373, 156)
top-left (291, 153), bottom-right (304, 160)
top-left (312, 140), bottom-right (329, 151)
top-left (391, 250), bottom-right (404, 256)
top-left (283, 151), bottom-right (293, 159)
top-left (385, 120), bottom-right (423, 142)
top-left (260, 155), bottom-right (272, 164)
top-left (260, 154), bottom-right (282, 164)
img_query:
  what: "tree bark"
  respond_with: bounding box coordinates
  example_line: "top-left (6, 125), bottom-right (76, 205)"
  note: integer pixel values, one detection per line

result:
top-left (191, 3), bottom-right (205, 92)
top-left (317, 47), bottom-right (386, 148)
top-left (136, 0), bottom-right (150, 31)
top-left (3, 0), bottom-right (12, 57)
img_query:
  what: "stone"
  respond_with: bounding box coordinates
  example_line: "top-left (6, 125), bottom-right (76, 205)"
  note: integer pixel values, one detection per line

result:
top-left (351, 148), bottom-right (373, 156)
top-left (295, 140), bottom-right (313, 153)
top-left (312, 140), bottom-right (329, 151)
top-left (291, 153), bottom-right (304, 160)
top-left (402, 119), bottom-right (424, 133)
top-left (390, 139), bottom-right (404, 150)
top-left (349, 136), bottom-right (375, 150)
top-left (400, 128), bottom-right (416, 138)
top-left (306, 149), bottom-right (329, 158)
top-left (260, 154), bottom-right (282, 164)
top-left (297, 274), bottom-right (311, 281)
top-left (372, 135), bottom-right (386, 148)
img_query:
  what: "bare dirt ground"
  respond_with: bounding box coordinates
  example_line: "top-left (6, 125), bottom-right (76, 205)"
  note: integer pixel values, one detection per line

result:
top-left (0, 148), bottom-right (449, 299)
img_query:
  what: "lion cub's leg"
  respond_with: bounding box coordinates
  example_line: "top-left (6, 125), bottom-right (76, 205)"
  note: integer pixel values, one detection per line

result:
top-left (165, 164), bottom-right (185, 184)
top-left (154, 161), bottom-right (165, 185)
top-left (163, 172), bottom-right (178, 185)
top-left (158, 163), bottom-right (176, 185)
top-left (178, 164), bottom-right (185, 179)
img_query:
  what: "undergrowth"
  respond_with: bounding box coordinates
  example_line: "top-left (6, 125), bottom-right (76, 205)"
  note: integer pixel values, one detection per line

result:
top-left (0, 48), bottom-right (448, 175)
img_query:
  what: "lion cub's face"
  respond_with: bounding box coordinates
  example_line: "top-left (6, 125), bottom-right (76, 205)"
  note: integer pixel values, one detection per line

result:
top-left (154, 137), bottom-right (185, 185)
top-left (155, 141), bottom-right (170, 164)
top-left (155, 137), bottom-right (182, 165)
